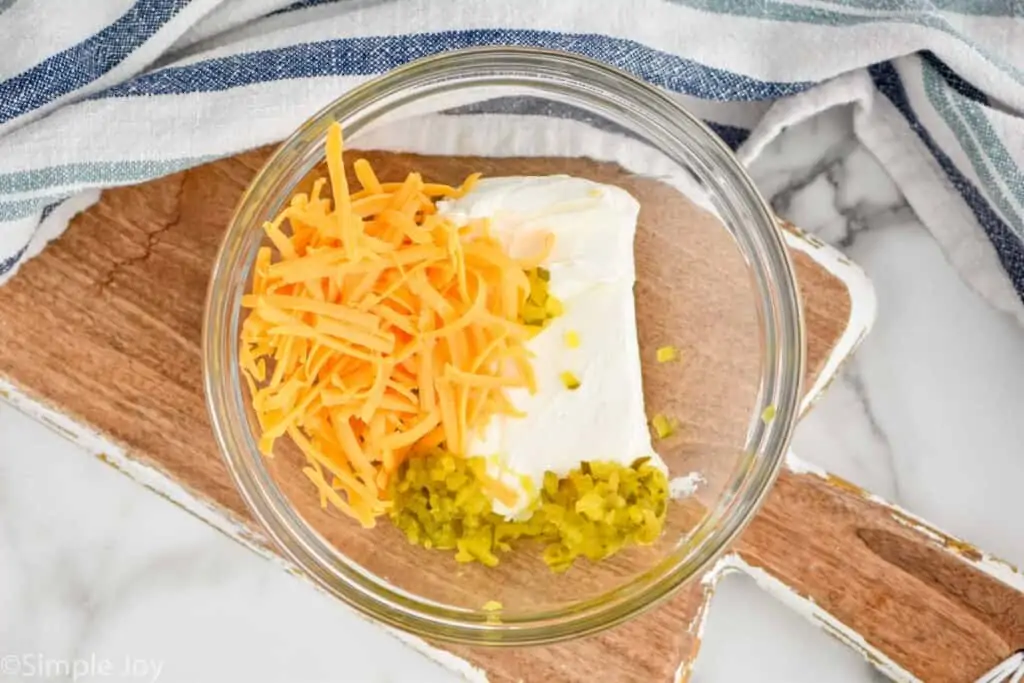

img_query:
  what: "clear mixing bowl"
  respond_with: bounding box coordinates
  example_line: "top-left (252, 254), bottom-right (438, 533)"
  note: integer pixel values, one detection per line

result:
top-left (203, 47), bottom-right (804, 645)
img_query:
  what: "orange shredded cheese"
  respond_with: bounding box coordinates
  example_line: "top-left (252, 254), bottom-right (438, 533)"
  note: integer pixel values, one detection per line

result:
top-left (239, 123), bottom-right (549, 526)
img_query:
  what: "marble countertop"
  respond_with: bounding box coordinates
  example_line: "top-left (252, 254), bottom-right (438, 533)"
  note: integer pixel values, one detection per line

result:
top-left (3, 105), bottom-right (1024, 683)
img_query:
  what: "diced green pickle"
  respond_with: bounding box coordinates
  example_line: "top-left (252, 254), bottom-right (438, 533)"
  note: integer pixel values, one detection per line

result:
top-left (388, 449), bottom-right (669, 572)
top-left (521, 268), bottom-right (562, 329)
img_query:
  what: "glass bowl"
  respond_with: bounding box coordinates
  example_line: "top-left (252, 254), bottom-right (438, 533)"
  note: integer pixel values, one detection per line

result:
top-left (202, 47), bottom-right (804, 645)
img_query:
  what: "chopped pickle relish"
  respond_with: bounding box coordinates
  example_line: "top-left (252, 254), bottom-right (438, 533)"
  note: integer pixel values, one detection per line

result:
top-left (389, 450), bottom-right (669, 572)
top-left (521, 267), bottom-right (562, 329)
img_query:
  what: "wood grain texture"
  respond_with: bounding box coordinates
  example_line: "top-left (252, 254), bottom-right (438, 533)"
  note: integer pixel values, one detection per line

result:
top-left (737, 472), bottom-right (1024, 683)
top-left (0, 148), bottom-right (1019, 682)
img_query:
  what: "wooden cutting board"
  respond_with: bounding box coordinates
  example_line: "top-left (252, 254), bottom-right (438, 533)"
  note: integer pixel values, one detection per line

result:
top-left (1, 148), bottom-right (1022, 683)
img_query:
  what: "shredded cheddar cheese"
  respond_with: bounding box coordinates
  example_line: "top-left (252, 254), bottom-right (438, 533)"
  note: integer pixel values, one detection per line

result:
top-left (239, 122), bottom-right (551, 527)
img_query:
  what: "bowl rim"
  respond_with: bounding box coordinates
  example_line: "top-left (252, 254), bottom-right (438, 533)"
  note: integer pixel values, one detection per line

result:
top-left (203, 45), bottom-right (805, 645)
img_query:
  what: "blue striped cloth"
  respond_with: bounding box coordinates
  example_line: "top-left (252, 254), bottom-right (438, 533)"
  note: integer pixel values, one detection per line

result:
top-left (1, 0), bottom-right (1022, 320)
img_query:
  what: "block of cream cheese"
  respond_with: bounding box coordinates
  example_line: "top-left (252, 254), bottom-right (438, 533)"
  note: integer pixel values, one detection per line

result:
top-left (438, 176), bottom-right (665, 519)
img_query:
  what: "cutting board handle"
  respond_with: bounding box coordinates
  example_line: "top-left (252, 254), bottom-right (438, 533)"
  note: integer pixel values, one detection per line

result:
top-left (727, 463), bottom-right (1024, 682)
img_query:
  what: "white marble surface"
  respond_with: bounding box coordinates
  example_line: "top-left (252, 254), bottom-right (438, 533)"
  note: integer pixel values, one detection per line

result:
top-left (4, 105), bottom-right (1024, 682)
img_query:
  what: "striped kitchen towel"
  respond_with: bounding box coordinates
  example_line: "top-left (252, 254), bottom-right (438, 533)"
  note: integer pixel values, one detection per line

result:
top-left (1, 0), bottom-right (1022, 321)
